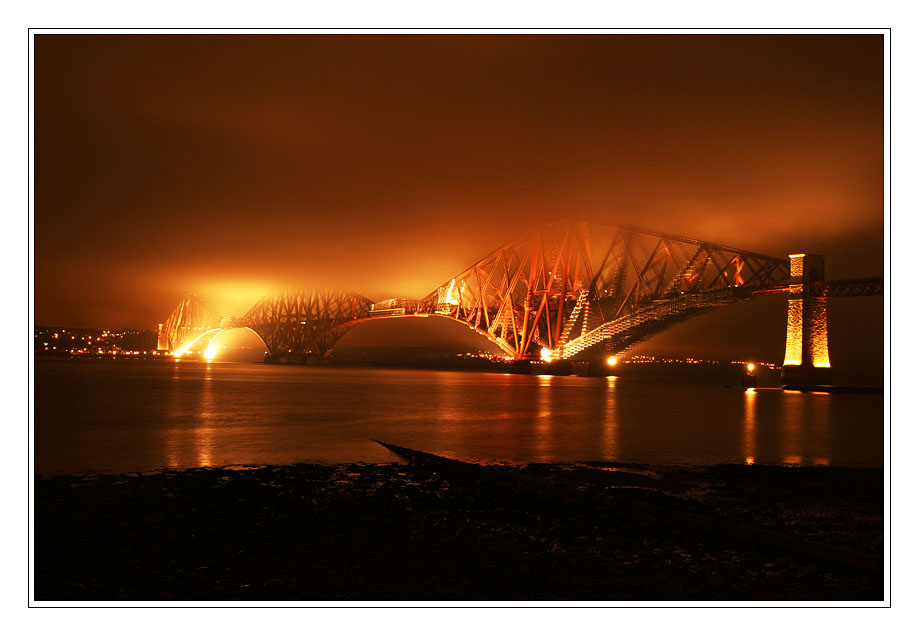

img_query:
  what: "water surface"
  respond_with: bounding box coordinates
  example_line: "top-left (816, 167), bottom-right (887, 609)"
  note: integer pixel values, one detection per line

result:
top-left (34, 358), bottom-right (883, 475)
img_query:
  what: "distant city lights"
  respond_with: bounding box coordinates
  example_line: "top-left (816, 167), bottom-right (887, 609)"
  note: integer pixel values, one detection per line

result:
top-left (34, 326), bottom-right (159, 358)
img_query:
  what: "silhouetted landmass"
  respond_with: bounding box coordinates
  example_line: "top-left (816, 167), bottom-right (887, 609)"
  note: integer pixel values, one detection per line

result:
top-left (34, 459), bottom-right (882, 602)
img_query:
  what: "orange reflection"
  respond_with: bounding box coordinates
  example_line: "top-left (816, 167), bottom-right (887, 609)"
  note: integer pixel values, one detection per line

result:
top-left (782, 394), bottom-right (805, 467)
top-left (742, 387), bottom-right (757, 465)
top-left (166, 438), bottom-right (179, 469)
top-left (533, 375), bottom-right (555, 462)
top-left (603, 376), bottom-right (618, 459)
top-left (779, 391), bottom-right (833, 466)
top-left (195, 368), bottom-right (216, 467)
top-left (164, 367), bottom-right (187, 469)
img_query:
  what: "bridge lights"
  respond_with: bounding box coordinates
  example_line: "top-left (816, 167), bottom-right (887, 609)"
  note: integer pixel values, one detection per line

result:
top-left (607, 356), bottom-right (618, 366)
top-left (747, 363), bottom-right (755, 373)
top-left (540, 348), bottom-right (554, 362)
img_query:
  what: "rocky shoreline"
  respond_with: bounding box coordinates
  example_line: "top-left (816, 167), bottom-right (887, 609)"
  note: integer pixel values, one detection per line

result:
top-left (34, 458), bottom-right (883, 602)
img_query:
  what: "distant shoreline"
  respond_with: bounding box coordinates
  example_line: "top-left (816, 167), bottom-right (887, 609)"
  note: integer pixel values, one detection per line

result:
top-left (34, 354), bottom-right (884, 391)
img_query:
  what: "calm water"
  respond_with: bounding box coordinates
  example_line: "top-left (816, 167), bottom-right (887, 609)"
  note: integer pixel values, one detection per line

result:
top-left (34, 358), bottom-right (884, 475)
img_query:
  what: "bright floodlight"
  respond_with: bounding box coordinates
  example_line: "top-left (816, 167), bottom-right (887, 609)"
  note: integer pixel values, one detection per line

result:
top-left (607, 356), bottom-right (618, 366)
top-left (747, 363), bottom-right (755, 372)
top-left (540, 348), bottom-right (554, 362)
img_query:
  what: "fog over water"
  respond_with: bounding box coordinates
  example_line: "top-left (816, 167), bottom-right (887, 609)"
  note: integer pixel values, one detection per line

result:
top-left (35, 35), bottom-right (883, 337)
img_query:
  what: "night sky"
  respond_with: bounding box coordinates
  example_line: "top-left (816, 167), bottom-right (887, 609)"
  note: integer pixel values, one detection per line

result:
top-left (33, 34), bottom-right (884, 377)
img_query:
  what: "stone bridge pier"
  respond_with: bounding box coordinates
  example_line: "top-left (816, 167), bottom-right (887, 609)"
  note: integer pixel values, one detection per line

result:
top-left (781, 253), bottom-right (832, 387)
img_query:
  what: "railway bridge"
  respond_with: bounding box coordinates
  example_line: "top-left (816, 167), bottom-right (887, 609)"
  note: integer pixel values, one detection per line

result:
top-left (158, 219), bottom-right (883, 385)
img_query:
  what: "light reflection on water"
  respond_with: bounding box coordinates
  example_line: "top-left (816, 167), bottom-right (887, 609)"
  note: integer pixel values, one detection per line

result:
top-left (534, 375), bottom-right (555, 462)
top-left (34, 359), bottom-right (883, 475)
top-left (743, 387), bottom-right (756, 465)
top-left (603, 376), bottom-right (618, 460)
top-left (194, 366), bottom-right (215, 467)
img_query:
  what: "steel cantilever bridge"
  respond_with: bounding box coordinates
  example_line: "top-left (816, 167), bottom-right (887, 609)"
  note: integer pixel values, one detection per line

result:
top-left (159, 219), bottom-right (882, 381)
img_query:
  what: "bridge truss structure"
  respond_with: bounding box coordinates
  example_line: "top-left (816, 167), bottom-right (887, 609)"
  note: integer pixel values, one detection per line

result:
top-left (161, 220), bottom-right (885, 363)
top-left (812, 278), bottom-right (884, 298)
top-left (241, 287), bottom-right (372, 359)
top-left (159, 294), bottom-right (223, 354)
top-left (419, 220), bottom-right (791, 360)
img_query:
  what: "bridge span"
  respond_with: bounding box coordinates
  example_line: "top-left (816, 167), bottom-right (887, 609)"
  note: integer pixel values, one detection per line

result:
top-left (158, 219), bottom-right (882, 385)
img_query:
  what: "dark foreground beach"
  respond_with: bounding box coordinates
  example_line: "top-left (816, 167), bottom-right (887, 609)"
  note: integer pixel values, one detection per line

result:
top-left (34, 449), bottom-right (883, 602)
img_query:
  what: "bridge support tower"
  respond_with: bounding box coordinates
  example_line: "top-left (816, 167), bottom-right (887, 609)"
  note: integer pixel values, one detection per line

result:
top-left (781, 253), bottom-right (832, 387)
top-left (156, 323), bottom-right (169, 351)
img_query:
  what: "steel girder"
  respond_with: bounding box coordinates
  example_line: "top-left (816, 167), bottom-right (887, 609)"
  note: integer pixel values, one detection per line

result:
top-left (160, 294), bottom-right (224, 353)
top-left (812, 277), bottom-right (884, 298)
top-left (242, 287), bottom-right (372, 357)
top-left (420, 220), bottom-right (790, 360)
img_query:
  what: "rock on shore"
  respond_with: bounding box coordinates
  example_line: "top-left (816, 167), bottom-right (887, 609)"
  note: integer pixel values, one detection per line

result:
top-left (34, 461), bottom-right (883, 601)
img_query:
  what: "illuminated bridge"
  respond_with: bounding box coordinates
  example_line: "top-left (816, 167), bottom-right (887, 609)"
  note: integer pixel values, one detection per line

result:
top-left (158, 219), bottom-right (883, 384)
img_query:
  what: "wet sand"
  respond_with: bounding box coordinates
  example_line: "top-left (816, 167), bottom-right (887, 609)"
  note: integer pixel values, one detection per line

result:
top-left (34, 459), bottom-right (883, 602)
